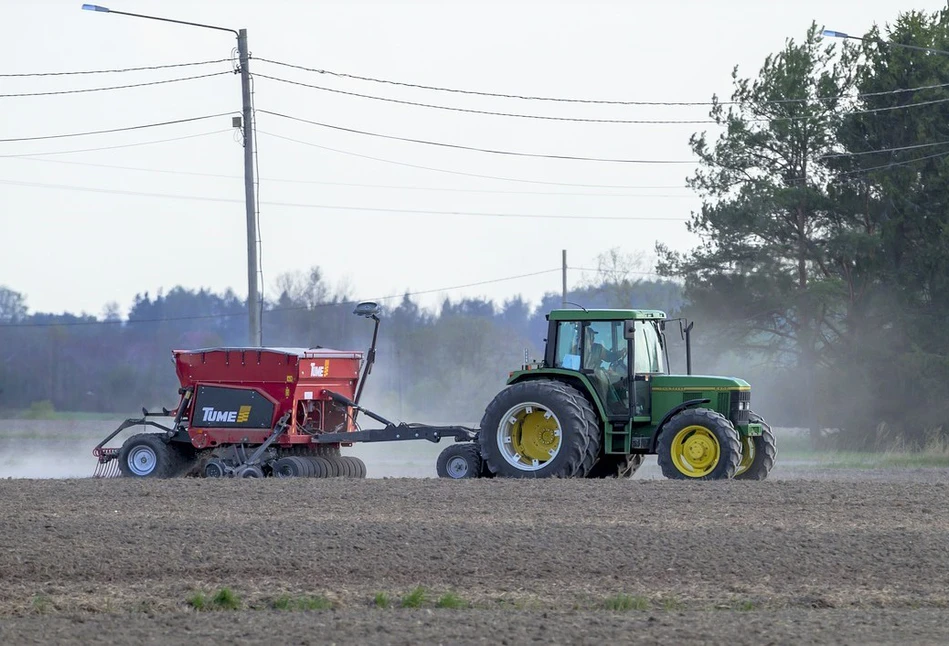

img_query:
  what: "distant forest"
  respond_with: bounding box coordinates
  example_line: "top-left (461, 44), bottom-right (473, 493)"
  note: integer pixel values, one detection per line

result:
top-left (0, 258), bottom-right (685, 426)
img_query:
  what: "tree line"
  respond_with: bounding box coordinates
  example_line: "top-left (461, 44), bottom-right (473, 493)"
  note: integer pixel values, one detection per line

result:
top-left (660, 10), bottom-right (949, 448)
top-left (0, 260), bottom-right (683, 425)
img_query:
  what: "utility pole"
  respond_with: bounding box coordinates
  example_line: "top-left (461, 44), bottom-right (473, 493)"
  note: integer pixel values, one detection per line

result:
top-left (561, 249), bottom-right (568, 308)
top-left (82, 5), bottom-right (261, 346)
top-left (237, 29), bottom-right (261, 346)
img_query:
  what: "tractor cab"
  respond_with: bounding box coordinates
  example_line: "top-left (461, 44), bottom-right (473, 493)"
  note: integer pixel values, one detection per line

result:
top-left (544, 309), bottom-right (667, 421)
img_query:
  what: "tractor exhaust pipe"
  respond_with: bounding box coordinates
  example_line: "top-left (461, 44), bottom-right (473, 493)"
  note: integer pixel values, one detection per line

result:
top-left (685, 321), bottom-right (694, 375)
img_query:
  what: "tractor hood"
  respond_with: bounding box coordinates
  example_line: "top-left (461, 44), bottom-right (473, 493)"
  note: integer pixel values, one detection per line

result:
top-left (649, 374), bottom-right (750, 391)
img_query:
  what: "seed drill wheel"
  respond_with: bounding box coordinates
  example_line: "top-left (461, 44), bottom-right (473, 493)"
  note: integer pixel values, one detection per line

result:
top-left (307, 456), bottom-right (332, 478)
top-left (340, 456), bottom-right (367, 478)
top-left (235, 464), bottom-right (265, 478)
top-left (657, 408), bottom-right (741, 480)
top-left (734, 411), bottom-right (777, 480)
top-left (322, 456), bottom-right (344, 477)
top-left (273, 457), bottom-right (302, 478)
top-left (436, 443), bottom-right (482, 479)
top-left (204, 458), bottom-right (227, 478)
top-left (117, 433), bottom-right (180, 478)
top-left (479, 380), bottom-right (600, 478)
top-left (586, 453), bottom-right (645, 478)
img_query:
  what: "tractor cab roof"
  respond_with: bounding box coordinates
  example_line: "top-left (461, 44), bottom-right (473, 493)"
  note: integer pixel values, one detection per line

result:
top-left (547, 309), bottom-right (666, 322)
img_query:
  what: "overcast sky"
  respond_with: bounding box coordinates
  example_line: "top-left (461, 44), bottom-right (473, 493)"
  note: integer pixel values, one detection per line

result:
top-left (1, 0), bottom-right (942, 318)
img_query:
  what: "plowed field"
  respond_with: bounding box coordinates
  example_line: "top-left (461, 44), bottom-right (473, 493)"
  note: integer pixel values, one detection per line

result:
top-left (2, 475), bottom-right (949, 645)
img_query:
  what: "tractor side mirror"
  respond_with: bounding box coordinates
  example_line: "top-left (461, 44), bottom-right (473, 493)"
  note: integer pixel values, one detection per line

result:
top-left (353, 301), bottom-right (381, 318)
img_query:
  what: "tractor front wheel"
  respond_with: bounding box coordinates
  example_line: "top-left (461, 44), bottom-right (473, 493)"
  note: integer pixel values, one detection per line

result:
top-left (117, 433), bottom-right (180, 478)
top-left (734, 412), bottom-right (777, 480)
top-left (479, 380), bottom-right (599, 478)
top-left (657, 408), bottom-right (740, 480)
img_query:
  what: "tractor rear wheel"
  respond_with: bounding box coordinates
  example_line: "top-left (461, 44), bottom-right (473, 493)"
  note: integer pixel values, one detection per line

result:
top-left (118, 433), bottom-right (180, 478)
top-left (734, 412), bottom-right (777, 480)
top-left (436, 443), bottom-right (482, 479)
top-left (586, 453), bottom-right (645, 478)
top-left (479, 380), bottom-right (599, 478)
top-left (657, 408), bottom-right (741, 480)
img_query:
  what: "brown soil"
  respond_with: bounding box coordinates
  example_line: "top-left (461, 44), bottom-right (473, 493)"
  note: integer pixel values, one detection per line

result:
top-left (1, 477), bottom-right (948, 644)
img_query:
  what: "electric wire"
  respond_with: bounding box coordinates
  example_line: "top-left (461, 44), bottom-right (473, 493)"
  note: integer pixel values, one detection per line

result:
top-left (0, 178), bottom-right (691, 220)
top-left (571, 266), bottom-right (665, 277)
top-left (820, 138), bottom-right (949, 158)
top-left (0, 58), bottom-right (231, 77)
top-left (256, 110), bottom-right (698, 164)
top-left (0, 71), bottom-right (232, 98)
top-left (0, 113), bottom-right (235, 143)
top-left (1, 156), bottom-right (694, 196)
top-left (253, 73), bottom-right (717, 124)
top-left (1, 268), bottom-right (564, 328)
top-left (256, 130), bottom-right (689, 188)
top-left (253, 56), bottom-right (949, 107)
top-left (0, 130), bottom-right (230, 158)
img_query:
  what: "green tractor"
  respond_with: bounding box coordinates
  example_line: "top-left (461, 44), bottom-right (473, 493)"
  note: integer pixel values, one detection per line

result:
top-left (475, 308), bottom-right (776, 480)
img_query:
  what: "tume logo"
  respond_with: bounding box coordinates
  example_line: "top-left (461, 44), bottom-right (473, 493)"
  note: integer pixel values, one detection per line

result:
top-left (202, 405), bottom-right (252, 424)
top-left (309, 359), bottom-right (331, 378)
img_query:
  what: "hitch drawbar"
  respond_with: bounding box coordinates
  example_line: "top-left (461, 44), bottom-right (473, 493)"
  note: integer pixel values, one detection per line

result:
top-left (317, 389), bottom-right (479, 445)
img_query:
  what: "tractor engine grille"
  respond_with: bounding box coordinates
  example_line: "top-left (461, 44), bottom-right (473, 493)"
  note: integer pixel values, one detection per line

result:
top-left (730, 390), bottom-right (751, 426)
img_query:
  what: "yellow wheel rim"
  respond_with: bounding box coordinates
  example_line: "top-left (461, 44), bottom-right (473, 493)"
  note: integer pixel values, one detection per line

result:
top-left (735, 435), bottom-right (755, 476)
top-left (497, 402), bottom-right (562, 471)
top-left (670, 425), bottom-right (720, 478)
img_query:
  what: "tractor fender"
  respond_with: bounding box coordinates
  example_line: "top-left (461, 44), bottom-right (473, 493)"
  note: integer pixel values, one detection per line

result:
top-left (649, 398), bottom-right (712, 451)
top-left (507, 372), bottom-right (610, 423)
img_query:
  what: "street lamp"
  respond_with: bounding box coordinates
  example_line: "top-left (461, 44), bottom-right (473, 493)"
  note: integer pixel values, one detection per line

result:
top-left (81, 4), bottom-right (262, 346)
top-left (822, 29), bottom-right (949, 57)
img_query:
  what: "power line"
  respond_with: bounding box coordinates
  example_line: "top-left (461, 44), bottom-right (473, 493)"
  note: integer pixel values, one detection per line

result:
top-left (836, 149), bottom-right (949, 176)
top-left (0, 178), bottom-right (691, 220)
top-left (257, 110), bottom-right (698, 164)
top-left (258, 130), bottom-right (688, 189)
top-left (0, 130), bottom-right (230, 158)
top-left (2, 156), bottom-right (694, 197)
top-left (1, 268), bottom-right (564, 328)
top-left (0, 58), bottom-right (231, 78)
top-left (0, 71), bottom-right (232, 98)
top-left (254, 56), bottom-right (949, 107)
top-left (0, 113), bottom-right (235, 143)
top-left (254, 73), bottom-right (717, 124)
top-left (571, 266), bottom-right (665, 277)
top-left (820, 139), bottom-right (949, 159)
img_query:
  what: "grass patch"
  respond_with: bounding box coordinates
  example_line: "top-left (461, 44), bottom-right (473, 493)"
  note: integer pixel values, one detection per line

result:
top-left (661, 596), bottom-right (684, 611)
top-left (373, 592), bottom-right (391, 609)
top-left (736, 600), bottom-right (757, 611)
top-left (272, 594), bottom-right (332, 611)
top-left (188, 588), bottom-right (241, 611)
top-left (603, 594), bottom-right (649, 611)
top-left (400, 586), bottom-right (427, 608)
top-left (212, 587), bottom-right (241, 610)
top-left (435, 592), bottom-right (467, 609)
top-left (30, 594), bottom-right (51, 615)
top-left (186, 592), bottom-right (208, 611)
